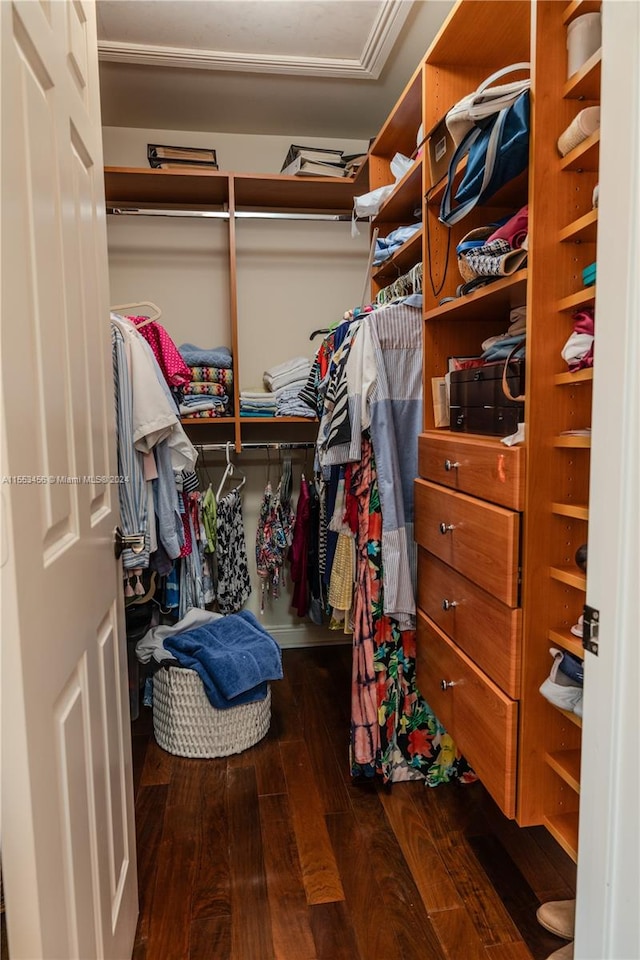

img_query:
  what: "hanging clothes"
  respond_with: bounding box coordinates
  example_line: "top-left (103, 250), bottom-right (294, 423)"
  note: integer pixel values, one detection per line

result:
top-left (289, 476), bottom-right (311, 618)
top-left (349, 438), bottom-right (472, 785)
top-left (215, 487), bottom-right (251, 614)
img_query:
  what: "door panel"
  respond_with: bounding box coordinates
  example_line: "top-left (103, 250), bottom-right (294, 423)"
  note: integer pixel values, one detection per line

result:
top-left (1, 2), bottom-right (138, 958)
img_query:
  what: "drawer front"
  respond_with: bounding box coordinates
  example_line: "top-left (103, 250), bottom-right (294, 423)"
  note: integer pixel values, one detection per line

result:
top-left (414, 479), bottom-right (520, 607)
top-left (418, 431), bottom-right (524, 510)
top-left (416, 611), bottom-right (518, 819)
top-left (417, 548), bottom-right (521, 698)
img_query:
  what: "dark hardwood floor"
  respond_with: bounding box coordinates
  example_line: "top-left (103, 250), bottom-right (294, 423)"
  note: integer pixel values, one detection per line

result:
top-left (131, 644), bottom-right (576, 960)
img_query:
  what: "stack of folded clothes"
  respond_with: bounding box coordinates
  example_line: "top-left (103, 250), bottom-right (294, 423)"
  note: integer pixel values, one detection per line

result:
top-left (263, 356), bottom-right (312, 417)
top-left (263, 356), bottom-right (311, 393)
top-left (275, 382), bottom-right (316, 418)
top-left (240, 390), bottom-right (277, 417)
top-left (178, 343), bottom-right (234, 418)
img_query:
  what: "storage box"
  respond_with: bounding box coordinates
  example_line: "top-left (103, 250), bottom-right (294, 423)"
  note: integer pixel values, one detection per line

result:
top-left (449, 404), bottom-right (522, 437)
top-left (426, 115), bottom-right (454, 188)
top-left (449, 360), bottom-right (524, 436)
top-left (566, 12), bottom-right (601, 79)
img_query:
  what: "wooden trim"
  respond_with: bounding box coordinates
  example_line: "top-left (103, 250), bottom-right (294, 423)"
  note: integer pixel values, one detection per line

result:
top-left (554, 435), bottom-right (592, 448)
top-left (562, 0), bottom-right (601, 26)
top-left (559, 129), bottom-right (600, 172)
top-left (559, 208), bottom-right (598, 243)
top-left (558, 287), bottom-right (596, 311)
top-left (181, 416), bottom-right (236, 426)
top-left (425, 270), bottom-right (527, 322)
top-left (554, 368), bottom-right (593, 385)
top-left (551, 502), bottom-right (589, 521)
top-left (373, 157), bottom-right (423, 224)
top-left (550, 567), bottom-right (587, 591)
top-left (372, 230), bottom-right (421, 284)
top-left (546, 750), bottom-right (582, 793)
top-left (548, 628), bottom-right (585, 660)
top-left (544, 812), bottom-right (579, 862)
top-left (563, 48), bottom-right (602, 100)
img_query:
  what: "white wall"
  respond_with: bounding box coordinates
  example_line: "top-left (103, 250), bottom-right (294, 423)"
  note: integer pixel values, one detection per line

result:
top-left (102, 125), bottom-right (370, 174)
top-left (106, 125), bottom-right (370, 644)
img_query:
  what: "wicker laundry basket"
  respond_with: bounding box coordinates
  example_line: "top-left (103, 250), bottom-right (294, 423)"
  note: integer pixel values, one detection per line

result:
top-left (152, 666), bottom-right (271, 758)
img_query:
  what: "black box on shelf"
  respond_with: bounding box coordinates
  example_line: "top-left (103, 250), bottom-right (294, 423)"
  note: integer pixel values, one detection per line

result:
top-left (147, 144), bottom-right (218, 170)
top-left (449, 360), bottom-right (524, 436)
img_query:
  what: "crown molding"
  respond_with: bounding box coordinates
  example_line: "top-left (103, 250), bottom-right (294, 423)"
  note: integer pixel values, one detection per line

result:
top-left (97, 0), bottom-right (414, 79)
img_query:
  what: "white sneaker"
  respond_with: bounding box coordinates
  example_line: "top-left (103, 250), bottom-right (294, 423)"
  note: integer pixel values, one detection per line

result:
top-left (570, 615), bottom-right (584, 638)
top-left (539, 648), bottom-right (583, 715)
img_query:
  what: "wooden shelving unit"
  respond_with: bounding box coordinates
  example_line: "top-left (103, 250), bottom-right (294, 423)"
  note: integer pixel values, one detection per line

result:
top-left (401, 0), bottom-right (601, 863)
top-left (105, 166), bottom-right (360, 449)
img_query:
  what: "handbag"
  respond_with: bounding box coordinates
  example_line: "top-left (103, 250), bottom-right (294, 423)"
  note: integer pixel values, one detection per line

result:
top-left (440, 64), bottom-right (531, 226)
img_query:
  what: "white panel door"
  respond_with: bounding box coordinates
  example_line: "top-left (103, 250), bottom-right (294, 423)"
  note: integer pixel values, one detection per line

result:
top-left (1, 2), bottom-right (138, 958)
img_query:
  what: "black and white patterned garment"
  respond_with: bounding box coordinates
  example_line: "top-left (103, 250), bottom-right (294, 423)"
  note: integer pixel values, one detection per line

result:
top-left (215, 487), bottom-right (252, 614)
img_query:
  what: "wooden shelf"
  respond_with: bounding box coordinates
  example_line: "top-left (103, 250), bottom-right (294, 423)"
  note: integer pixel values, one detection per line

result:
top-left (546, 749), bottom-right (582, 793)
top-left (104, 166), bottom-right (362, 214)
top-left (372, 231), bottom-right (422, 284)
top-left (554, 368), bottom-right (593, 385)
top-left (105, 166), bottom-right (229, 207)
top-left (425, 270), bottom-right (527, 323)
top-left (562, 0), bottom-right (601, 26)
top-left (552, 502), bottom-right (589, 521)
top-left (559, 129), bottom-right (600, 172)
top-left (238, 416), bottom-right (317, 423)
top-left (558, 287), bottom-right (596, 311)
top-left (554, 706), bottom-right (583, 730)
top-left (233, 172), bottom-right (360, 214)
top-left (181, 416), bottom-right (235, 425)
top-left (548, 628), bottom-right (584, 660)
top-left (550, 566), bottom-right (587, 591)
top-left (554, 434), bottom-right (591, 448)
top-left (559, 208), bottom-right (598, 243)
top-left (427, 164), bottom-right (528, 212)
top-left (371, 65), bottom-right (422, 159)
top-left (374, 157), bottom-right (423, 224)
top-left (544, 812), bottom-right (579, 862)
top-left (563, 48), bottom-right (602, 100)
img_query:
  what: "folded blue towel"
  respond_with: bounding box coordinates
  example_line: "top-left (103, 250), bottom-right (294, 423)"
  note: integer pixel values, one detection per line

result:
top-left (162, 610), bottom-right (283, 709)
top-left (179, 343), bottom-right (233, 369)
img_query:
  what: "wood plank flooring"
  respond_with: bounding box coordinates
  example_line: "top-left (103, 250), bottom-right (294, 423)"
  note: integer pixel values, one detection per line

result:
top-left (131, 645), bottom-right (576, 960)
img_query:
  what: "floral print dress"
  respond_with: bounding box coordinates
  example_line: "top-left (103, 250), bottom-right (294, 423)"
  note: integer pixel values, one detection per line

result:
top-left (350, 436), bottom-right (473, 785)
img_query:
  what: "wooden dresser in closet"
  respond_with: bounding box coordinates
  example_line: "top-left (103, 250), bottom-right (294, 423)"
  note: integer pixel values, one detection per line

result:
top-left (415, 434), bottom-right (524, 817)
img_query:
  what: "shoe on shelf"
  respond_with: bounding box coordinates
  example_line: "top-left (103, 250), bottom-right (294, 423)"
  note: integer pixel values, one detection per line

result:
top-left (539, 649), bottom-right (583, 716)
top-left (570, 614), bottom-right (584, 638)
top-left (536, 898), bottom-right (576, 939)
top-left (546, 943), bottom-right (574, 960)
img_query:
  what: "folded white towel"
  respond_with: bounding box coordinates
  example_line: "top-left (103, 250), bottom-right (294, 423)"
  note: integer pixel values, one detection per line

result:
top-left (264, 356), bottom-right (310, 380)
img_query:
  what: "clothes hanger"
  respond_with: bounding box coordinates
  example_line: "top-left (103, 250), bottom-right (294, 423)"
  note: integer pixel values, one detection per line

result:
top-left (216, 441), bottom-right (246, 500)
top-left (110, 300), bottom-right (162, 328)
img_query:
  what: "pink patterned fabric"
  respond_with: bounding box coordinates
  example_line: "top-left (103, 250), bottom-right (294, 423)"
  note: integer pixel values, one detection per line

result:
top-left (129, 317), bottom-right (191, 387)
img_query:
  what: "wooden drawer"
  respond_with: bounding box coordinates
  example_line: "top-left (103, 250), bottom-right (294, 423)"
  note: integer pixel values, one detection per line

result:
top-left (416, 611), bottom-right (518, 819)
top-left (417, 548), bottom-right (521, 698)
top-left (418, 431), bottom-right (524, 510)
top-left (414, 479), bottom-right (521, 607)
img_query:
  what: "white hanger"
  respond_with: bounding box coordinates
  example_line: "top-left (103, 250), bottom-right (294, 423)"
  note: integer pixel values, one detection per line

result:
top-left (216, 442), bottom-right (246, 500)
top-left (110, 300), bottom-right (162, 328)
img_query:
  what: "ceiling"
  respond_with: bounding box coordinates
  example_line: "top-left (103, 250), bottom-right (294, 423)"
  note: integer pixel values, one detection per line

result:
top-left (97, 0), bottom-right (454, 138)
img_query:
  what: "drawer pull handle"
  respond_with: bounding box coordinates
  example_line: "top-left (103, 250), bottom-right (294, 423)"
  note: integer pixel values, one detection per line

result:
top-left (439, 522), bottom-right (455, 534)
top-left (440, 679), bottom-right (456, 690)
top-left (442, 599), bottom-right (458, 611)
top-left (444, 459), bottom-right (460, 472)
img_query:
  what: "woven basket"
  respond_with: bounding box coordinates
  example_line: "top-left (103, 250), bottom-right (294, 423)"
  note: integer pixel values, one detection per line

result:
top-left (152, 666), bottom-right (271, 758)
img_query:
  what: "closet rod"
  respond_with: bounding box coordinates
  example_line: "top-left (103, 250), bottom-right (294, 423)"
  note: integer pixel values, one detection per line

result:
top-left (107, 207), bottom-right (350, 222)
top-left (198, 441), bottom-right (315, 453)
